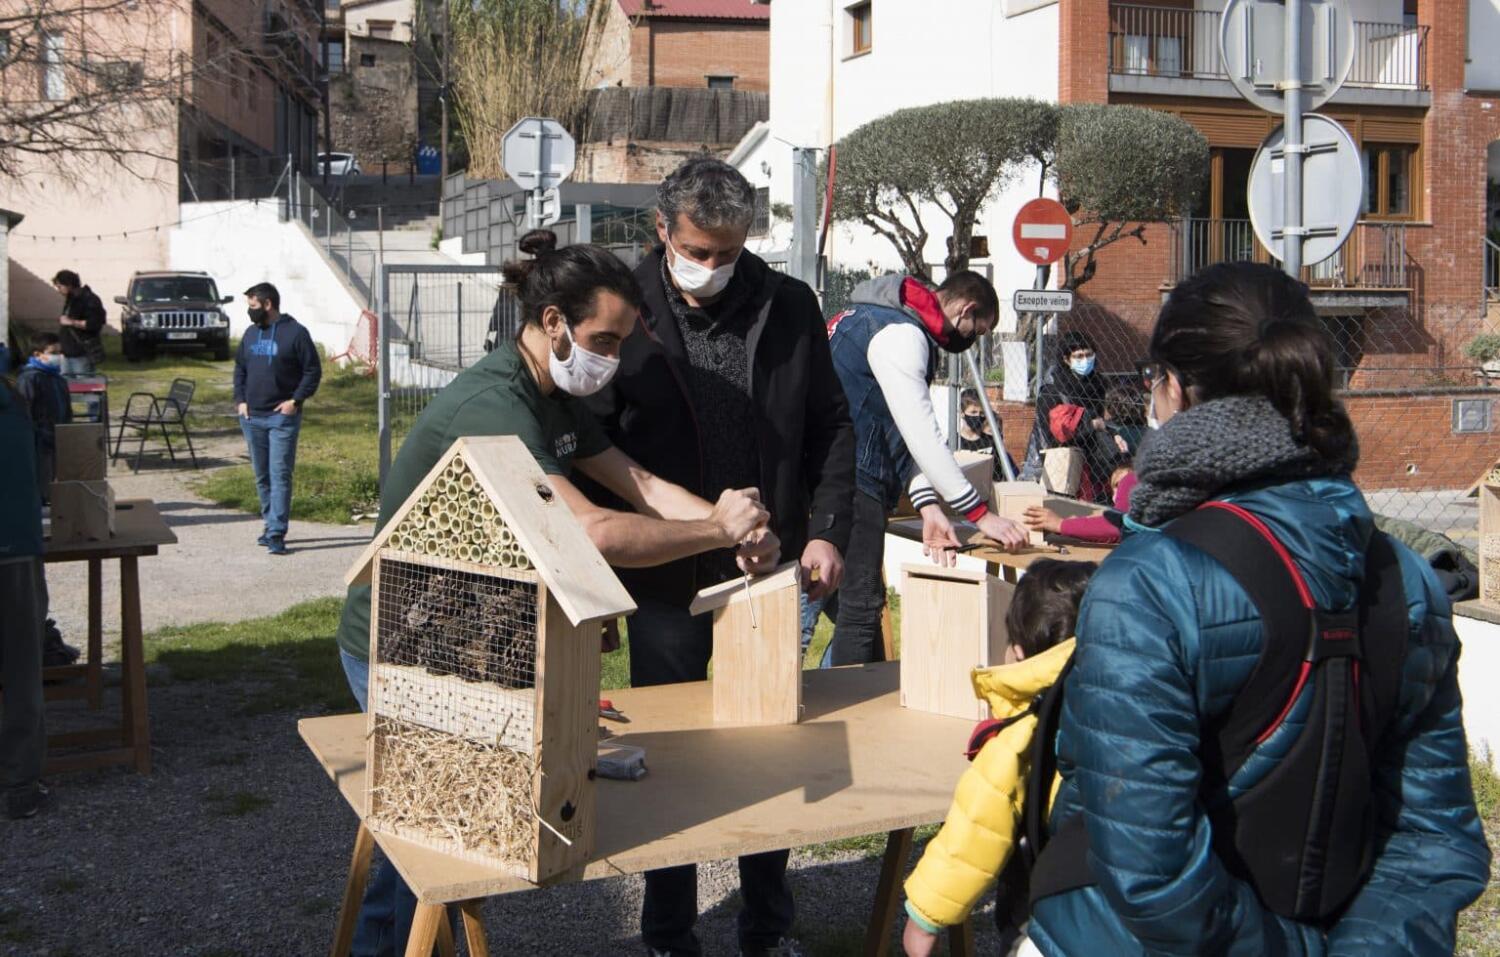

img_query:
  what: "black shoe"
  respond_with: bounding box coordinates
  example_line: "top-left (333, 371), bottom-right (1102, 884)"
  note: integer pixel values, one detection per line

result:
top-left (257, 531), bottom-right (271, 547)
top-left (43, 634), bottom-right (81, 667)
top-left (267, 538), bottom-right (289, 556)
top-left (6, 782), bottom-right (52, 820)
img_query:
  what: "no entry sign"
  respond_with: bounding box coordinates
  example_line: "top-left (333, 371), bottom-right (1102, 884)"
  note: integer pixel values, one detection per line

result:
top-left (1012, 198), bottom-right (1073, 265)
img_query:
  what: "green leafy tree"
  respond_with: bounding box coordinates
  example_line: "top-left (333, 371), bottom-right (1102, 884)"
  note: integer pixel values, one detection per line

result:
top-left (830, 99), bottom-right (1207, 288)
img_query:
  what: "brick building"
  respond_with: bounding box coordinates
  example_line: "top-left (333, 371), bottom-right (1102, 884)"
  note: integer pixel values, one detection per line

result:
top-left (592, 0), bottom-right (771, 93)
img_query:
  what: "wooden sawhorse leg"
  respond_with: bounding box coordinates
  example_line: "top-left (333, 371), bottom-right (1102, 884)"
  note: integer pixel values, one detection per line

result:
top-left (86, 558), bottom-right (103, 709)
top-left (407, 902), bottom-right (467, 957)
top-left (948, 919), bottom-right (975, 956)
top-left (865, 827), bottom-right (914, 956)
top-left (460, 900), bottom-right (490, 957)
top-left (331, 823), bottom-right (376, 957)
top-left (119, 556), bottom-right (151, 773)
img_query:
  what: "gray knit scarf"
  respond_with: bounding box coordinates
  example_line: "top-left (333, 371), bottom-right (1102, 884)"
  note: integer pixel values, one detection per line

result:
top-left (1127, 395), bottom-right (1357, 528)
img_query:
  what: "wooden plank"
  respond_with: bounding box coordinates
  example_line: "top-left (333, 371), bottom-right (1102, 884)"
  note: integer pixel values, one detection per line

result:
top-left (44, 746), bottom-right (137, 775)
top-left (87, 558), bottom-right (102, 709)
top-left (710, 578), bottom-right (801, 726)
top-left (992, 481), bottom-right (1046, 547)
top-left (1483, 535), bottom-right (1500, 605)
top-left (365, 552), bottom-right (383, 820)
top-left (47, 728), bottom-right (124, 749)
top-left (531, 584), bottom-right (600, 883)
top-left (44, 499), bottom-right (175, 560)
top-left (899, 565), bottom-right (1008, 721)
top-left (460, 901), bottom-right (490, 957)
top-left (887, 517), bottom-right (1114, 570)
top-left (404, 903), bottom-right (445, 957)
top-left (49, 480), bottom-right (116, 545)
top-left (1481, 484), bottom-right (1500, 537)
top-left (370, 663), bottom-right (536, 751)
top-left (55, 422), bottom-right (108, 481)
top-left (119, 555), bottom-right (151, 774)
top-left (865, 828), bottom-right (914, 957)
top-left (330, 823), bottom-right (376, 957)
top-left (436, 913), bottom-right (457, 957)
top-left (949, 919), bottom-right (975, 957)
top-left (689, 562), bottom-right (799, 615)
top-left (299, 663), bottom-right (975, 905)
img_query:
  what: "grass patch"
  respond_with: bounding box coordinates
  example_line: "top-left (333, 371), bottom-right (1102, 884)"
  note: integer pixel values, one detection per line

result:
top-left (146, 597), bottom-right (353, 716)
top-left (1459, 751), bottom-right (1500, 957)
top-left (205, 789), bottom-right (273, 817)
top-left (805, 823), bottom-right (939, 863)
top-left (194, 368), bottom-right (382, 525)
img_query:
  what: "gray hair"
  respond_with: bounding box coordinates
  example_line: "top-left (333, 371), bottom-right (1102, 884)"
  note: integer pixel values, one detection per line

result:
top-left (657, 156), bottom-right (756, 233)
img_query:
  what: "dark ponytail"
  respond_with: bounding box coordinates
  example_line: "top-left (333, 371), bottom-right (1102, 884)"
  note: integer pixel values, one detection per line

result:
top-left (1150, 262), bottom-right (1357, 469)
top-left (500, 231), bottom-right (642, 332)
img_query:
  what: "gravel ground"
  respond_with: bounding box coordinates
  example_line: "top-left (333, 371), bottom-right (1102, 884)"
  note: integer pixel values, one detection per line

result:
top-left (3, 674), bottom-right (999, 956)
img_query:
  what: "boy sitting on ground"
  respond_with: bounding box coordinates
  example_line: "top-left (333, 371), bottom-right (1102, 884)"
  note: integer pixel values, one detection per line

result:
top-left (901, 559), bottom-right (1097, 957)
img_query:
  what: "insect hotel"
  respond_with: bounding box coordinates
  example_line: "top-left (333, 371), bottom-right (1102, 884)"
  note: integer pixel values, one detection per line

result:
top-left (344, 435), bottom-right (635, 883)
top-left (1482, 471), bottom-right (1500, 605)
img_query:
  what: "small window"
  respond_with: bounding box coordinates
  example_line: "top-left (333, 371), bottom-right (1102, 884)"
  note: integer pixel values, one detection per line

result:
top-left (1362, 143), bottom-right (1416, 219)
top-left (0, 30), bottom-right (11, 63)
top-left (751, 187), bottom-right (771, 236)
top-left (41, 31), bottom-right (65, 101)
top-left (1402, 0), bottom-right (1418, 28)
top-left (325, 39), bottom-right (344, 73)
top-left (707, 75), bottom-right (735, 90)
top-left (359, 52), bottom-right (376, 67)
top-left (848, 2), bottom-right (872, 56)
top-left (368, 20), bottom-right (395, 40)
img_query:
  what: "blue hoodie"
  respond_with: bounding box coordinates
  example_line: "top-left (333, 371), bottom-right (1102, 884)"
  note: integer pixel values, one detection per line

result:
top-left (1028, 476), bottom-right (1491, 956)
top-left (232, 313), bottom-right (322, 416)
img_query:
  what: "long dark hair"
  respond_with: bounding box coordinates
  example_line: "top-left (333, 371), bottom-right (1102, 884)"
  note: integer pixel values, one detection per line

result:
top-left (500, 229), bottom-right (642, 332)
top-left (1150, 262), bottom-right (1355, 468)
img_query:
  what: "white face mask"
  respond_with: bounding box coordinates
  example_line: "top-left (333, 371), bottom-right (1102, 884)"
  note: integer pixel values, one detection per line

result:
top-left (548, 321), bottom-right (619, 397)
top-left (667, 236), bottom-right (738, 299)
top-left (1146, 388), bottom-right (1161, 431)
top-left (42, 353), bottom-right (63, 369)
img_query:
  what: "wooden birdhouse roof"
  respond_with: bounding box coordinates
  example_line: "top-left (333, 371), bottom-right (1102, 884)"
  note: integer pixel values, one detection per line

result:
top-left (345, 435), bottom-right (636, 625)
top-left (688, 562), bottom-right (799, 615)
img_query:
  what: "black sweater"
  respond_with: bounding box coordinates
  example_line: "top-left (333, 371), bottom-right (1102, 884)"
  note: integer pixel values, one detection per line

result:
top-left (233, 314), bottom-right (322, 415)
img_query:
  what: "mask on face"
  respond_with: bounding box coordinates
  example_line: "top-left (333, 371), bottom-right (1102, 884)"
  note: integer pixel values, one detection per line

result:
top-left (667, 237), bottom-right (738, 299)
top-left (963, 414), bottom-right (987, 432)
top-left (1147, 387), bottom-right (1161, 430)
top-left (548, 321), bottom-right (619, 397)
top-left (42, 353), bottom-right (63, 369)
top-left (1069, 355), bottom-right (1096, 377)
top-left (248, 307), bottom-right (269, 325)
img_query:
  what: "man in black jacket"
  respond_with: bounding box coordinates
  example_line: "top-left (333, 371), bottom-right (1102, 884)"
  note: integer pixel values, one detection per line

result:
top-left (585, 157), bottom-right (855, 957)
top-left (51, 270), bottom-right (106, 374)
top-left (232, 282), bottom-right (322, 555)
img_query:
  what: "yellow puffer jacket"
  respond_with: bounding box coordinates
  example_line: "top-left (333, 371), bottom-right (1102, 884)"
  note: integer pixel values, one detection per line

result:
top-left (903, 638), bottom-right (1074, 931)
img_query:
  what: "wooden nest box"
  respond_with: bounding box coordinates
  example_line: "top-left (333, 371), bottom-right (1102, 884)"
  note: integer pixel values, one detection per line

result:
top-left (899, 565), bottom-right (1015, 721)
top-left (345, 436), bottom-right (635, 883)
top-left (690, 562), bottom-right (802, 727)
top-left (1482, 481), bottom-right (1500, 605)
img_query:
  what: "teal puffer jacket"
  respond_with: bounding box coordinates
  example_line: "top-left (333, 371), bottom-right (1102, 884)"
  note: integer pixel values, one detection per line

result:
top-left (1029, 476), bottom-right (1491, 956)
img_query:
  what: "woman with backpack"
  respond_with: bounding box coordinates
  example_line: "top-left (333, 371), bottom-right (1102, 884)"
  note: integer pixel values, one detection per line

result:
top-left (1026, 262), bottom-right (1490, 955)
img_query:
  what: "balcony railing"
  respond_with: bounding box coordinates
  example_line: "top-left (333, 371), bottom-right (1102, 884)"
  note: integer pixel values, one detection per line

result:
top-left (1109, 4), bottom-right (1428, 91)
top-left (1169, 218), bottom-right (1409, 288)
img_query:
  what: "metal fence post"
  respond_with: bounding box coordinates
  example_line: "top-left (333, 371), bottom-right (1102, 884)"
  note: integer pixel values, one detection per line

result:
top-left (377, 208), bottom-right (391, 488)
top-left (456, 280), bottom-right (464, 369)
top-left (789, 147), bottom-right (818, 287)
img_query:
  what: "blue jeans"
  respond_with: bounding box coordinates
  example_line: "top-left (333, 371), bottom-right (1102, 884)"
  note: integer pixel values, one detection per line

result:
top-left (340, 650), bottom-right (419, 957)
top-left (800, 593), bottom-right (826, 657)
top-left (240, 411), bottom-right (301, 539)
top-left (629, 599), bottom-right (795, 954)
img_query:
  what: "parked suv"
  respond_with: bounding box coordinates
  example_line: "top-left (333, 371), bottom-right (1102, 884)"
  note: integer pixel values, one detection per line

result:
top-left (115, 271), bottom-right (234, 361)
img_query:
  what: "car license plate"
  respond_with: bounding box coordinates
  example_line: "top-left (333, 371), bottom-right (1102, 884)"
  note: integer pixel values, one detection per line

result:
top-left (167, 332), bottom-right (197, 340)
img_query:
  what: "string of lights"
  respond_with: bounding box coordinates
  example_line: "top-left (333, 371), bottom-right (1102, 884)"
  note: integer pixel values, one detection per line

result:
top-left (13, 197), bottom-right (276, 244)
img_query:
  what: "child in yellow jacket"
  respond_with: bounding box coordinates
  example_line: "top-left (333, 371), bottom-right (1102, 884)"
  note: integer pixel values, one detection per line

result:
top-left (902, 559), bottom-right (1097, 957)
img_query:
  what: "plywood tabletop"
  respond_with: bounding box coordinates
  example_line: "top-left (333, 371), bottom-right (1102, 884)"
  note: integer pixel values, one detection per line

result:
top-left (300, 663), bottom-right (976, 904)
top-left (44, 498), bottom-right (177, 561)
top-left (886, 517), bottom-right (1114, 569)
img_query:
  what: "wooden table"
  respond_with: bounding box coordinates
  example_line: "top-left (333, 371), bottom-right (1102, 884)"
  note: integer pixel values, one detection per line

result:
top-left (41, 498), bottom-right (175, 774)
top-left (302, 663), bottom-right (982, 957)
top-left (887, 517), bottom-right (1115, 581)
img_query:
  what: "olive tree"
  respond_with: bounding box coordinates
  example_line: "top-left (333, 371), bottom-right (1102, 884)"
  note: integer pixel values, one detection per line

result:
top-left (829, 99), bottom-right (1207, 287)
top-left (1053, 104), bottom-right (1208, 290)
top-left (830, 98), bottom-right (1057, 278)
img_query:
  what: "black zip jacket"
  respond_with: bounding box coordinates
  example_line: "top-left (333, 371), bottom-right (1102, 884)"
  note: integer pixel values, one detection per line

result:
top-left (583, 248), bottom-right (856, 609)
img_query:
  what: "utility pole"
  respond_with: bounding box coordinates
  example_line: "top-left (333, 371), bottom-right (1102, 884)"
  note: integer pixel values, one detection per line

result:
top-left (439, 0), bottom-right (451, 189)
top-left (1281, 0), bottom-right (1305, 277)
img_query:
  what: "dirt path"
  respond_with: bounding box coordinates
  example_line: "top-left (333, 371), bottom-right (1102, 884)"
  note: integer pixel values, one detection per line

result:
top-left (44, 423), bottom-right (372, 649)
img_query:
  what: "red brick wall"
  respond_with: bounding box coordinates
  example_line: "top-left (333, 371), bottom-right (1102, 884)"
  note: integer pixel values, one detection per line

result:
top-left (631, 19), bottom-right (769, 92)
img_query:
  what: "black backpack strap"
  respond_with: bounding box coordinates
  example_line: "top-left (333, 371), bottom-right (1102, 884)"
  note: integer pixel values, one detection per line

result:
top-left (1356, 531), bottom-right (1407, 744)
top-left (1023, 655), bottom-right (1073, 869)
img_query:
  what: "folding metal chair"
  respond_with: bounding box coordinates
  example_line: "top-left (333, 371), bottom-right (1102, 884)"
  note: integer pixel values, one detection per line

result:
top-left (112, 377), bottom-right (199, 473)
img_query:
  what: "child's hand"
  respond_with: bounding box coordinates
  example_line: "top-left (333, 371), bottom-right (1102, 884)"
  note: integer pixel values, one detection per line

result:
top-left (1024, 505), bottom-right (1063, 534)
top-left (902, 917), bottom-right (940, 957)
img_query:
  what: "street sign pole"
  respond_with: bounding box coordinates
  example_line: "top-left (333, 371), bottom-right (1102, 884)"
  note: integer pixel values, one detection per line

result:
top-left (1282, 0), bottom-right (1305, 277)
top-left (1030, 265), bottom-right (1048, 403)
top-left (964, 348), bottom-right (1017, 481)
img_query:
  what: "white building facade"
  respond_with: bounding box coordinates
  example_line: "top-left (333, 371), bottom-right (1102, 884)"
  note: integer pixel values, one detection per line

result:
top-left (735, 0), bottom-right (1062, 328)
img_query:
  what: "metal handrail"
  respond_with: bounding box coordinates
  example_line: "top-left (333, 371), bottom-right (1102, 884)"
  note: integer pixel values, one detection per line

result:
top-left (1169, 218), bottom-right (1408, 288)
top-left (1108, 4), bottom-right (1428, 90)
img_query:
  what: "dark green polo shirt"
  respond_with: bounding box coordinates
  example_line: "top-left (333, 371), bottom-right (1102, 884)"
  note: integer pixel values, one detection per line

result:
top-left (335, 340), bottom-right (609, 660)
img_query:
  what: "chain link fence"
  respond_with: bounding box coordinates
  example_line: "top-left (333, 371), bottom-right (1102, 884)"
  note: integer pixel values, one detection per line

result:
top-left (980, 297), bottom-right (1499, 548)
top-left (377, 264), bottom-right (512, 483)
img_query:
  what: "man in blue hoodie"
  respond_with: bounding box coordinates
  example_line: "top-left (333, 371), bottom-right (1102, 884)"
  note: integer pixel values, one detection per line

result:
top-left (233, 282), bottom-right (322, 555)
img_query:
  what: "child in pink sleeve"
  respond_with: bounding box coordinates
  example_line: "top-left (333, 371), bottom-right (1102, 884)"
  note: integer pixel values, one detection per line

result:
top-left (1024, 466), bottom-right (1136, 545)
